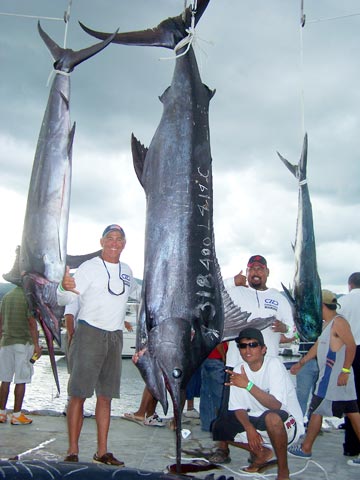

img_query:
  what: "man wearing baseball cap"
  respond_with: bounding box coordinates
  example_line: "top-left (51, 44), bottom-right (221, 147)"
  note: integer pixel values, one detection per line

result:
top-left (224, 255), bottom-right (295, 367)
top-left (288, 289), bottom-right (360, 467)
top-left (57, 224), bottom-right (140, 466)
top-left (210, 327), bottom-right (304, 478)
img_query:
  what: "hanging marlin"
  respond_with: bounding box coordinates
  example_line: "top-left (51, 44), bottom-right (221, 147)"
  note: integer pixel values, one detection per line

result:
top-left (18, 22), bottom-right (115, 392)
top-left (278, 134), bottom-right (322, 342)
top-left (80, 0), bottom-right (273, 471)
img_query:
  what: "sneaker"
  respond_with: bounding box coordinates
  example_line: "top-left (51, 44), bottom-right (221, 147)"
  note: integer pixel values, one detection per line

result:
top-left (0, 413), bottom-right (7, 423)
top-left (288, 444), bottom-right (312, 459)
top-left (183, 408), bottom-right (200, 419)
top-left (348, 455), bottom-right (360, 467)
top-left (143, 413), bottom-right (166, 427)
top-left (83, 409), bottom-right (92, 418)
top-left (93, 452), bottom-right (124, 467)
top-left (11, 413), bottom-right (32, 425)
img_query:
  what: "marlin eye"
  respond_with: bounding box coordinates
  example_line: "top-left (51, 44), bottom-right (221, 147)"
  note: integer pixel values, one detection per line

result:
top-left (172, 368), bottom-right (182, 379)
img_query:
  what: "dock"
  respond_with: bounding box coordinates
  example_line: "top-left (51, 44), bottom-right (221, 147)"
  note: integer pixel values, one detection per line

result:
top-left (0, 411), bottom-right (357, 479)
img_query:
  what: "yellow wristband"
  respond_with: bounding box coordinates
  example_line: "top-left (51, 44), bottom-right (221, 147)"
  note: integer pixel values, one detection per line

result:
top-left (342, 367), bottom-right (351, 374)
top-left (246, 381), bottom-right (254, 392)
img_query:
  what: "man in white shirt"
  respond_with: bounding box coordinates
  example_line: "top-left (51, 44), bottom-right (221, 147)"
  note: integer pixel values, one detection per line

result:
top-left (57, 224), bottom-right (140, 466)
top-left (224, 255), bottom-right (295, 367)
top-left (338, 272), bottom-right (360, 458)
top-left (209, 327), bottom-right (304, 480)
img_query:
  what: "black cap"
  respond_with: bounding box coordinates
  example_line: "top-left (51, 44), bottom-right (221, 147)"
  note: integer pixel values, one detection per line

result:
top-left (247, 255), bottom-right (267, 268)
top-left (235, 327), bottom-right (265, 346)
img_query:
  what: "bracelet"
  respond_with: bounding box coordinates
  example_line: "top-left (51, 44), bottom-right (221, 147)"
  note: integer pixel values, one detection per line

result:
top-left (246, 381), bottom-right (254, 392)
top-left (342, 367), bottom-right (351, 374)
top-left (58, 283), bottom-right (65, 292)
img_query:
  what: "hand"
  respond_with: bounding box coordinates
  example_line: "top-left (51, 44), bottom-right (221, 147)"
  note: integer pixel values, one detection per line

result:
top-left (61, 266), bottom-right (79, 294)
top-left (246, 426), bottom-right (264, 452)
top-left (124, 321), bottom-right (133, 332)
top-left (234, 270), bottom-right (247, 287)
top-left (337, 372), bottom-right (349, 386)
top-left (290, 362), bottom-right (303, 375)
top-left (271, 319), bottom-right (287, 333)
top-left (225, 365), bottom-right (249, 388)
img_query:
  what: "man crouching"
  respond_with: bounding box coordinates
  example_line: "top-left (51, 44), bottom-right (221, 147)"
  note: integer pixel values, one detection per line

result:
top-left (209, 327), bottom-right (304, 480)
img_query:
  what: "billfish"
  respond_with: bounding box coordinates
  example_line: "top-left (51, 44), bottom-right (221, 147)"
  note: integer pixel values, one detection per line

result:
top-left (18, 23), bottom-right (115, 392)
top-left (80, 1), bottom-right (273, 470)
top-left (278, 134), bottom-right (322, 341)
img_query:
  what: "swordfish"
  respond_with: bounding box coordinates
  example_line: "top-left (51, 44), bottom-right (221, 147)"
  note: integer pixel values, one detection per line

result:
top-left (19, 23), bottom-right (115, 392)
top-left (81, 0), bottom-right (273, 469)
top-left (278, 134), bottom-right (322, 342)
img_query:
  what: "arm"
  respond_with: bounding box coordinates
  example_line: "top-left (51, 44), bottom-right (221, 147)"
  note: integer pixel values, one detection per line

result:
top-left (28, 316), bottom-right (42, 358)
top-left (290, 341), bottom-right (318, 375)
top-left (65, 314), bottom-right (75, 347)
top-left (57, 266), bottom-right (79, 306)
top-left (234, 409), bottom-right (264, 451)
top-left (226, 366), bottom-right (282, 410)
top-left (272, 295), bottom-right (295, 336)
top-left (333, 316), bottom-right (356, 386)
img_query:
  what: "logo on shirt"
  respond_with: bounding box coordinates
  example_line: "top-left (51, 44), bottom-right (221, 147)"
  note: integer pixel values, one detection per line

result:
top-left (121, 273), bottom-right (131, 287)
top-left (264, 298), bottom-right (279, 311)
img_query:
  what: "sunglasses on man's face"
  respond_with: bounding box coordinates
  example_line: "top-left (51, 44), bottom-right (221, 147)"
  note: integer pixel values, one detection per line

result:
top-left (237, 342), bottom-right (261, 349)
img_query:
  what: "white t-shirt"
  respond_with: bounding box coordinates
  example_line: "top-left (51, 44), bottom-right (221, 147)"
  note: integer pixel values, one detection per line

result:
top-left (224, 277), bottom-right (294, 366)
top-left (229, 355), bottom-right (304, 438)
top-left (57, 257), bottom-right (140, 331)
top-left (338, 289), bottom-right (360, 345)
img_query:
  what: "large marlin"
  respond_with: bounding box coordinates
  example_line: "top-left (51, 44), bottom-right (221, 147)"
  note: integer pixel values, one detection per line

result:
top-left (80, 0), bottom-right (273, 470)
top-left (278, 134), bottom-right (322, 342)
top-left (18, 23), bottom-right (115, 392)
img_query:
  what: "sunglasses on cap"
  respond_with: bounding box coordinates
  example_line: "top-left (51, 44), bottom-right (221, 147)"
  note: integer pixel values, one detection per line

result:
top-left (237, 341), bottom-right (261, 349)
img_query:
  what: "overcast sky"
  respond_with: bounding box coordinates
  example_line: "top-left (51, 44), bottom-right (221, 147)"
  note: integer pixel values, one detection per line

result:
top-left (0, 0), bottom-right (359, 294)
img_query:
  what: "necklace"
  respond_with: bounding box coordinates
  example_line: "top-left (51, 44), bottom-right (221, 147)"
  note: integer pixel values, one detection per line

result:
top-left (101, 258), bottom-right (125, 296)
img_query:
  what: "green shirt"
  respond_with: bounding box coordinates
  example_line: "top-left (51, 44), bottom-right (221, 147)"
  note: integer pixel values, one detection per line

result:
top-left (0, 286), bottom-right (33, 346)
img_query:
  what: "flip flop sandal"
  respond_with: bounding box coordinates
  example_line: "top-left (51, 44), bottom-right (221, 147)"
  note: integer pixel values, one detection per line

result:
top-left (122, 413), bottom-right (144, 426)
top-left (242, 458), bottom-right (278, 473)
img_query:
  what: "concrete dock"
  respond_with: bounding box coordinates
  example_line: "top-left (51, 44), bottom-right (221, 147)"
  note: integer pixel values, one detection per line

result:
top-left (0, 411), bottom-right (358, 479)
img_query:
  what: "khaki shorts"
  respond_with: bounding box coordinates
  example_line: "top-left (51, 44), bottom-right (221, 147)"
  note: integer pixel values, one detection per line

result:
top-left (0, 343), bottom-right (34, 383)
top-left (68, 320), bottom-right (123, 399)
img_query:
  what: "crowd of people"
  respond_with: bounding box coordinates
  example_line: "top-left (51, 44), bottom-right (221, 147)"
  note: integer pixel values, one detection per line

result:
top-left (1, 232), bottom-right (359, 475)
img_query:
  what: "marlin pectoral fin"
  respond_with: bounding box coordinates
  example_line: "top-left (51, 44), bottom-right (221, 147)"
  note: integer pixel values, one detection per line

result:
top-left (131, 134), bottom-right (148, 188)
top-left (282, 282), bottom-right (296, 306)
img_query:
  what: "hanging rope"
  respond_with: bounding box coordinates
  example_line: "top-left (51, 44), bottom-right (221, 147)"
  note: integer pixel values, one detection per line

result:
top-left (0, 12), bottom-right (63, 21)
top-left (160, 0), bottom-right (198, 61)
top-left (63, 0), bottom-right (72, 48)
top-left (299, 0), bottom-right (306, 138)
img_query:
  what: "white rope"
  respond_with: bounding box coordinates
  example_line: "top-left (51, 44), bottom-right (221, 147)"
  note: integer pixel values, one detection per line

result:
top-left (0, 12), bottom-right (63, 21)
top-left (298, 0), bottom-right (306, 140)
top-left (63, 0), bottom-right (73, 49)
top-left (299, 179), bottom-right (307, 186)
top-left (46, 69), bottom-right (71, 88)
top-left (307, 12), bottom-right (360, 24)
top-left (160, 0), bottom-right (197, 61)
